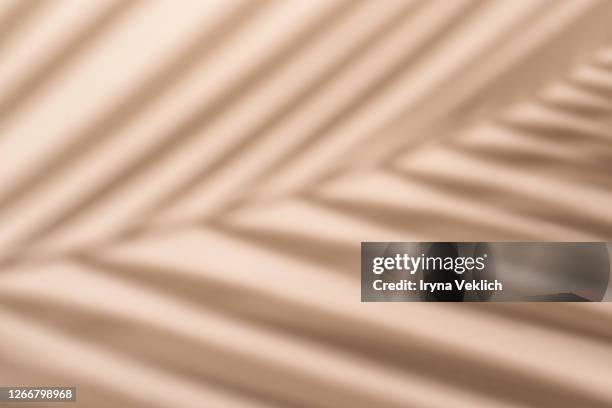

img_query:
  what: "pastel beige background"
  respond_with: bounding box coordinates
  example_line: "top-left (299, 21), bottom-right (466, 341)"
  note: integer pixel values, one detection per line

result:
top-left (0, 0), bottom-right (612, 406)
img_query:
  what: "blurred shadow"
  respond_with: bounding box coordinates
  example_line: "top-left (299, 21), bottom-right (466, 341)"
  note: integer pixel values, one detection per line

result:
top-left (496, 116), bottom-right (612, 148)
top-left (567, 69), bottom-right (612, 100)
top-left (463, 303), bottom-right (612, 345)
top-left (0, 1), bottom-right (49, 56)
top-left (4, 0), bottom-right (359, 252)
top-left (239, 1), bottom-right (484, 195)
top-left (0, 293), bottom-right (412, 408)
top-left (451, 142), bottom-right (612, 190)
top-left (0, 351), bottom-right (161, 408)
top-left (354, 1), bottom-right (612, 171)
top-left (0, 0), bottom-right (269, 218)
top-left (307, 193), bottom-right (537, 240)
top-left (66, 255), bottom-right (612, 408)
top-left (127, 0), bottom-right (426, 228)
top-left (211, 221), bottom-right (358, 275)
top-left (0, 0), bottom-right (142, 124)
top-left (388, 164), bottom-right (612, 239)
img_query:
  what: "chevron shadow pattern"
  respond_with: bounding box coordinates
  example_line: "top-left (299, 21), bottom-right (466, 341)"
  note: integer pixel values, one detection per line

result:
top-left (1, 1), bottom-right (612, 407)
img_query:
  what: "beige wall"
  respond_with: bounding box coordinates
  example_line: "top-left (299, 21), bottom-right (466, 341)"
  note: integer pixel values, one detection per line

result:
top-left (1, 1), bottom-right (612, 406)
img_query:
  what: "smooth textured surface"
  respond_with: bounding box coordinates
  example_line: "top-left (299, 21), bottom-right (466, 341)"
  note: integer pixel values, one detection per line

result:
top-left (1, 1), bottom-right (612, 406)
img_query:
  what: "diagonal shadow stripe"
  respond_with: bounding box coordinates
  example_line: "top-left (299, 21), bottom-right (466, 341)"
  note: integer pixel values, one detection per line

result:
top-left (210, 221), bottom-right (358, 275)
top-left (229, 1), bottom-right (485, 200)
top-left (0, 1), bottom-right (50, 57)
top-left (568, 68), bottom-right (612, 100)
top-left (0, 0), bottom-right (269, 217)
top-left (449, 142), bottom-right (612, 190)
top-left (0, 351), bottom-right (165, 408)
top-left (306, 193), bottom-right (541, 241)
top-left (238, 0), bottom-right (554, 202)
top-left (126, 0), bottom-right (485, 232)
top-left (322, 1), bottom-right (612, 181)
top-left (462, 303), bottom-right (612, 346)
top-left (386, 165), bottom-right (612, 240)
top-left (72, 255), bottom-right (612, 408)
top-left (495, 116), bottom-right (612, 148)
top-left (4, 0), bottom-right (360, 254)
top-left (0, 0), bottom-right (142, 125)
top-left (0, 293), bottom-right (421, 408)
top-left (121, 0), bottom-right (426, 233)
